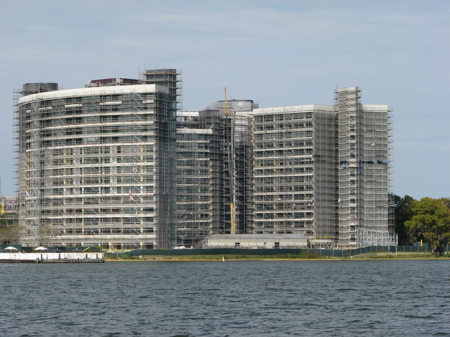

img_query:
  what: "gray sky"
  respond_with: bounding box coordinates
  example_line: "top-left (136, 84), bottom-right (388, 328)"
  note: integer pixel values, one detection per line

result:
top-left (1, 0), bottom-right (449, 199)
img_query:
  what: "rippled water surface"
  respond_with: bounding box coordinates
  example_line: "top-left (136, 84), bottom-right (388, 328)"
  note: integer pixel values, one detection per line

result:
top-left (1, 260), bottom-right (449, 336)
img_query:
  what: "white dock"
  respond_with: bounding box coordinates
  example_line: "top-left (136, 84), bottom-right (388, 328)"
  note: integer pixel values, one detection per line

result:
top-left (0, 252), bottom-right (104, 263)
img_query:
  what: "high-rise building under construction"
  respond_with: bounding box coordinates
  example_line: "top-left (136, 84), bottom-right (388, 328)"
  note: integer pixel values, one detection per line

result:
top-left (247, 87), bottom-right (393, 247)
top-left (176, 100), bottom-right (257, 247)
top-left (335, 87), bottom-right (393, 246)
top-left (15, 70), bottom-right (179, 249)
top-left (15, 70), bottom-right (394, 249)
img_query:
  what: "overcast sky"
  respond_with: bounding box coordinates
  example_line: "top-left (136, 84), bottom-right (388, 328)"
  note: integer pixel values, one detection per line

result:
top-left (0, 0), bottom-right (449, 199)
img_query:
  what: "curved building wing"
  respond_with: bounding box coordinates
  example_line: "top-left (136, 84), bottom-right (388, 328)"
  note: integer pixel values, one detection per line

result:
top-left (16, 82), bottom-right (177, 249)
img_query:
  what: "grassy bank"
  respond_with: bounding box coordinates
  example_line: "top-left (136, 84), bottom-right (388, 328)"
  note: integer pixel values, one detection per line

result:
top-left (106, 251), bottom-right (450, 261)
top-left (108, 252), bottom-right (324, 261)
top-left (351, 251), bottom-right (450, 260)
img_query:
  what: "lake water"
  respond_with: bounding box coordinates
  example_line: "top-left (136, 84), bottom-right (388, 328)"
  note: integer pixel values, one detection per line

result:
top-left (1, 260), bottom-right (449, 336)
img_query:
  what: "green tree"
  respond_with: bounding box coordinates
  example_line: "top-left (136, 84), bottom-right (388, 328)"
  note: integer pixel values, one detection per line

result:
top-left (405, 197), bottom-right (450, 255)
top-left (0, 225), bottom-right (22, 245)
top-left (392, 194), bottom-right (415, 245)
top-left (0, 213), bottom-right (21, 245)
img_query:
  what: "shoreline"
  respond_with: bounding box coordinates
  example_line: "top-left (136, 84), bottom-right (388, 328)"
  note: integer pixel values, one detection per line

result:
top-left (105, 253), bottom-right (450, 262)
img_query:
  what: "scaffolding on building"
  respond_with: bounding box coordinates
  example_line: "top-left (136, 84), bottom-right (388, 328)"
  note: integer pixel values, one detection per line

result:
top-left (15, 76), bottom-right (178, 250)
top-left (174, 96), bottom-right (256, 247)
top-left (141, 69), bottom-right (182, 111)
top-left (176, 110), bottom-right (226, 247)
top-left (13, 78), bottom-right (392, 251)
top-left (250, 105), bottom-right (336, 244)
top-left (208, 99), bottom-right (256, 235)
top-left (335, 87), bottom-right (393, 247)
top-left (311, 107), bottom-right (337, 246)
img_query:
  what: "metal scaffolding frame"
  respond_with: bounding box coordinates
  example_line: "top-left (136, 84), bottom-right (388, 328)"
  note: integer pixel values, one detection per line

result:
top-left (357, 228), bottom-right (398, 247)
top-left (175, 98), bottom-right (256, 247)
top-left (15, 77), bottom-right (178, 250)
top-left (176, 110), bottom-right (225, 247)
top-left (250, 105), bottom-right (336, 244)
top-left (14, 79), bottom-right (392, 250)
top-left (249, 88), bottom-right (392, 248)
top-left (335, 87), bottom-right (393, 247)
top-left (208, 100), bottom-right (256, 236)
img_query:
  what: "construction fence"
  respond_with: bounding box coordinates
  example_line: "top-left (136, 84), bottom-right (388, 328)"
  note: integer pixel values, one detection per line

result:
top-left (105, 245), bottom-right (448, 259)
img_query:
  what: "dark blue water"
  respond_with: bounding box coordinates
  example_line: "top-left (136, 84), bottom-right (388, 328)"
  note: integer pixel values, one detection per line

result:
top-left (1, 260), bottom-right (449, 336)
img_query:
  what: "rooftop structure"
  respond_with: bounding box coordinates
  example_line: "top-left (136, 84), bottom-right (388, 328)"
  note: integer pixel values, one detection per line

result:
top-left (86, 78), bottom-right (141, 87)
top-left (141, 69), bottom-right (182, 110)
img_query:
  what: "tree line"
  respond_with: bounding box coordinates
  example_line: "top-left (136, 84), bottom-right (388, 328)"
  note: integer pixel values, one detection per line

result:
top-left (394, 195), bottom-right (450, 254)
